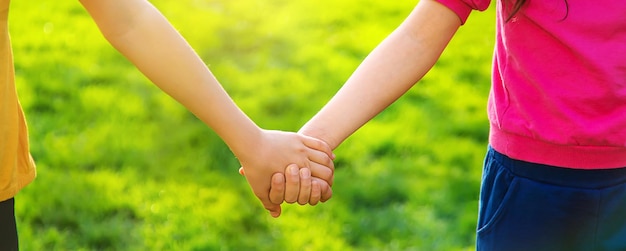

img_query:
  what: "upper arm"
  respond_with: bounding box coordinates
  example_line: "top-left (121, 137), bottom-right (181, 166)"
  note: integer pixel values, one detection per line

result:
top-left (79, 0), bottom-right (151, 39)
top-left (399, 0), bottom-right (463, 50)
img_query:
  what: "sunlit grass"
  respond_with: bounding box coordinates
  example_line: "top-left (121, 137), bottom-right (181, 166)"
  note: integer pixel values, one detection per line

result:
top-left (11, 0), bottom-right (494, 250)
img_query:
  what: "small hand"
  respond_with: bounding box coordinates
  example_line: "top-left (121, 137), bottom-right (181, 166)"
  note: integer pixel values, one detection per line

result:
top-left (278, 165), bottom-right (333, 205)
top-left (236, 130), bottom-right (334, 218)
top-left (239, 165), bottom-right (333, 206)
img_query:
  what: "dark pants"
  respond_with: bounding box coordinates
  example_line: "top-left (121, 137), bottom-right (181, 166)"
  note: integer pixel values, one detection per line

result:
top-left (0, 198), bottom-right (18, 251)
top-left (477, 147), bottom-right (626, 251)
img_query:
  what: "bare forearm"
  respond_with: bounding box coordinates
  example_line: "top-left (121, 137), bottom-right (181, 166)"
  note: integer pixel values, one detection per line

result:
top-left (80, 0), bottom-right (259, 156)
top-left (300, 0), bottom-right (461, 149)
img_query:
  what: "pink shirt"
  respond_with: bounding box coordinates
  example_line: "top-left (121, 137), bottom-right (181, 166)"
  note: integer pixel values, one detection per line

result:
top-left (436, 0), bottom-right (626, 169)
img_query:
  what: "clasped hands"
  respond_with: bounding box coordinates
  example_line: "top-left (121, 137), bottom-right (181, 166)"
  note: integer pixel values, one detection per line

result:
top-left (236, 129), bottom-right (335, 218)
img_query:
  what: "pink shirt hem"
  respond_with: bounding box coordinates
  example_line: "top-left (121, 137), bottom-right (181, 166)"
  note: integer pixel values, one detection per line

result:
top-left (490, 125), bottom-right (626, 169)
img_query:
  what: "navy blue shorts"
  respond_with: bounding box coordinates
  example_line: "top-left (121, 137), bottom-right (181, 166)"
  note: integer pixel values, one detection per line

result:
top-left (0, 197), bottom-right (18, 251)
top-left (477, 147), bottom-right (626, 251)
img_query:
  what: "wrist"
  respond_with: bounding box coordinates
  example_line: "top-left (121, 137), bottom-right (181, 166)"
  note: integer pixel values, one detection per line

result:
top-left (229, 126), bottom-right (264, 162)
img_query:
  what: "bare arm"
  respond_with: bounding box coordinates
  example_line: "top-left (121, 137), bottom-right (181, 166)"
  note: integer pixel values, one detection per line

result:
top-left (79, 0), bottom-right (334, 217)
top-left (299, 0), bottom-right (462, 148)
top-left (79, 0), bottom-right (258, 152)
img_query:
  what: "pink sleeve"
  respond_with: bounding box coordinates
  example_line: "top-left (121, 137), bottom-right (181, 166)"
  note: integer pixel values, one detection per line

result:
top-left (435, 0), bottom-right (491, 24)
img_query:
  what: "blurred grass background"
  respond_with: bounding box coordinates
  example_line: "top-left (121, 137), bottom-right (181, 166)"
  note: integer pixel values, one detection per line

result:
top-left (10, 0), bottom-right (495, 250)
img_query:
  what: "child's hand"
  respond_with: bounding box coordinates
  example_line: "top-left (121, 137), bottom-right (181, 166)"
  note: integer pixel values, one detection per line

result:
top-left (239, 165), bottom-right (333, 206)
top-left (236, 130), bottom-right (334, 218)
top-left (270, 165), bottom-right (333, 206)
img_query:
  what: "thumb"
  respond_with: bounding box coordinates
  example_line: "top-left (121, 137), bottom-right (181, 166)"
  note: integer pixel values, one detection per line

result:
top-left (238, 167), bottom-right (245, 176)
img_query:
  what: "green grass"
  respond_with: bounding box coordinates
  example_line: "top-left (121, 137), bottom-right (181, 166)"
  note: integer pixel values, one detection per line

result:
top-left (11, 0), bottom-right (494, 250)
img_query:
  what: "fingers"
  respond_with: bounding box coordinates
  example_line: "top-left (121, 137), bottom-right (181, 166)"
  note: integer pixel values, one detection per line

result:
top-left (309, 179), bottom-right (322, 206)
top-left (320, 179), bottom-right (333, 202)
top-left (241, 160), bottom-right (332, 218)
top-left (265, 174), bottom-right (326, 217)
top-left (279, 164), bottom-right (331, 205)
top-left (265, 175), bottom-right (326, 217)
top-left (284, 164), bottom-right (300, 203)
top-left (297, 168), bottom-right (312, 205)
top-left (309, 161), bottom-right (334, 186)
top-left (251, 183), bottom-right (282, 218)
top-left (269, 173), bottom-right (286, 204)
top-left (306, 147), bottom-right (335, 172)
top-left (301, 134), bottom-right (335, 160)
top-left (262, 200), bottom-right (282, 218)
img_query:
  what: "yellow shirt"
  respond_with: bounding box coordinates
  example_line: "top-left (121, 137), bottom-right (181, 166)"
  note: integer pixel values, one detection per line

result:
top-left (0, 0), bottom-right (36, 201)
